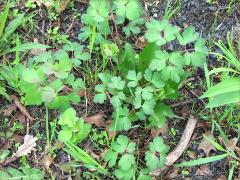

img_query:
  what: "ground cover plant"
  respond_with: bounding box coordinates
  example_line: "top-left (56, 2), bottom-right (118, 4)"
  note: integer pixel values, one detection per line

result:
top-left (0, 0), bottom-right (239, 179)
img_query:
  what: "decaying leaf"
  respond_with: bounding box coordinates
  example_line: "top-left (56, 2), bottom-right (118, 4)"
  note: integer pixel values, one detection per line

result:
top-left (134, 36), bottom-right (147, 49)
top-left (13, 134), bottom-right (38, 157)
top-left (32, 0), bottom-right (53, 8)
top-left (105, 120), bottom-right (117, 140)
top-left (84, 113), bottom-right (104, 127)
top-left (150, 123), bottom-right (168, 138)
top-left (30, 38), bottom-right (46, 55)
top-left (195, 165), bottom-right (212, 176)
top-left (216, 175), bottom-right (227, 180)
top-left (198, 131), bottom-right (216, 156)
top-left (15, 111), bottom-right (26, 124)
top-left (1, 104), bottom-right (17, 117)
top-left (44, 154), bottom-right (54, 169)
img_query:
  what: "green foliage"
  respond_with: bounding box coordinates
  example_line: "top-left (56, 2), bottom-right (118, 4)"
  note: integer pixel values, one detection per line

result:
top-left (0, 167), bottom-right (43, 180)
top-left (113, 0), bottom-right (143, 23)
top-left (201, 78), bottom-right (240, 108)
top-left (93, 19), bottom-right (208, 130)
top-left (104, 135), bottom-right (136, 180)
top-left (58, 108), bottom-right (91, 144)
top-left (64, 141), bottom-right (107, 174)
top-left (201, 33), bottom-right (240, 108)
top-left (145, 19), bottom-right (179, 46)
top-left (145, 137), bottom-right (169, 171)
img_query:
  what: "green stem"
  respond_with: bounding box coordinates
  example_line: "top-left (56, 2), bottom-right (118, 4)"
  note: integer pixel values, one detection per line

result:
top-left (45, 106), bottom-right (50, 148)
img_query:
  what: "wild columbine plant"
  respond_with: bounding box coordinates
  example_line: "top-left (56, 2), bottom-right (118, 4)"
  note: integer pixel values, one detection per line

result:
top-left (94, 19), bottom-right (208, 131)
top-left (0, 43), bottom-right (89, 110)
top-left (104, 135), bottom-right (136, 179)
top-left (58, 108), bottom-right (91, 143)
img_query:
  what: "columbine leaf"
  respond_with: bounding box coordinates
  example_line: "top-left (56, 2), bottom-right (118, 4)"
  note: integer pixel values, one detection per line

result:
top-left (118, 154), bottom-right (135, 171)
top-left (144, 69), bottom-right (165, 88)
top-left (126, 70), bottom-right (142, 87)
top-left (108, 76), bottom-right (125, 90)
top-left (111, 135), bottom-right (129, 153)
top-left (149, 51), bottom-right (169, 71)
top-left (94, 84), bottom-right (106, 104)
top-left (104, 150), bottom-right (118, 167)
top-left (114, 0), bottom-right (142, 21)
top-left (142, 100), bottom-right (156, 115)
top-left (110, 107), bottom-right (131, 131)
top-left (110, 92), bottom-right (126, 109)
top-left (145, 151), bottom-right (159, 171)
top-left (142, 86), bottom-right (154, 101)
top-left (149, 137), bottom-right (170, 154)
top-left (145, 19), bottom-right (179, 46)
top-left (58, 108), bottom-right (78, 127)
top-left (115, 168), bottom-right (134, 180)
top-left (176, 26), bottom-right (199, 45)
top-left (184, 38), bottom-right (208, 67)
top-left (148, 103), bottom-right (174, 128)
top-left (160, 66), bottom-right (184, 83)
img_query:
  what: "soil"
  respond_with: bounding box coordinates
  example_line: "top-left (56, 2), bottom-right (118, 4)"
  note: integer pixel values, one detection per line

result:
top-left (0, 0), bottom-right (239, 179)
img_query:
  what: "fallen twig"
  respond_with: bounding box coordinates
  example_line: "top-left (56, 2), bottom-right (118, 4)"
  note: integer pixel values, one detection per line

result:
top-left (10, 95), bottom-right (34, 122)
top-left (150, 116), bottom-right (198, 176)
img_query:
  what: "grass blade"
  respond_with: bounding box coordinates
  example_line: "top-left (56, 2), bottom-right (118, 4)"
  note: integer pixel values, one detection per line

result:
top-left (175, 153), bottom-right (229, 167)
top-left (0, 0), bottom-right (10, 38)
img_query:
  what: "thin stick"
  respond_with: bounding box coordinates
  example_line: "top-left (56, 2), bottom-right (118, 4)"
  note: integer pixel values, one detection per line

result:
top-left (150, 116), bottom-right (198, 176)
top-left (10, 95), bottom-right (34, 122)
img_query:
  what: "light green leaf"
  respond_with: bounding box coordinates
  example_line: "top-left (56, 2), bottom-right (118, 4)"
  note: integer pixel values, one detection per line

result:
top-left (176, 26), bottom-right (199, 45)
top-left (201, 78), bottom-right (240, 98)
top-left (118, 154), bottom-right (135, 171)
top-left (104, 150), bottom-right (118, 167)
top-left (175, 153), bottom-right (229, 167)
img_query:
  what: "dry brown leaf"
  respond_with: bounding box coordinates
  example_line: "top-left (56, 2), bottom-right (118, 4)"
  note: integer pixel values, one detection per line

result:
top-left (187, 150), bottom-right (197, 159)
top-left (30, 38), bottom-right (46, 55)
top-left (134, 36), bottom-right (147, 49)
top-left (216, 175), bottom-right (227, 180)
top-left (15, 111), bottom-right (26, 124)
top-left (32, 0), bottom-right (53, 8)
top-left (84, 113), bottom-right (104, 127)
top-left (195, 165), bottom-right (212, 176)
top-left (198, 131), bottom-right (216, 156)
top-left (59, 0), bottom-right (71, 12)
top-left (150, 123), bottom-right (168, 138)
top-left (105, 120), bottom-right (117, 140)
top-left (44, 154), bottom-right (54, 169)
top-left (1, 104), bottom-right (17, 116)
top-left (13, 134), bottom-right (38, 157)
top-left (165, 168), bottom-right (180, 179)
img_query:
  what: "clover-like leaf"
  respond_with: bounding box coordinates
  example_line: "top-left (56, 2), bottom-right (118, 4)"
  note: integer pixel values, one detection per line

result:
top-left (176, 26), bottom-right (200, 45)
top-left (111, 135), bottom-right (129, 153)
top-left (145, 137), bottom-right (169, 170)
top-left (104, 150), bottom-right (118, 167)
top-left (126, 70), bottom-right (142, 87)
top-left (142, 86), bottom-right (154, 101)
top-left (144, 69), bottom-right (165, 88)
top-left (108, 76), bottom-right (125, 90)
top-left (118, 154), bottom-right (135, 171)
top-left (145, 19), bottom-right (179, 46)
top-left (110, 107), bottom-right (131, 131)
top-left (142, 99), bottom-right (156, 115)
top-left (94, 84), bottom-right (106, 104)
top-left (114, 0), bottom-right (142, 21)
top-left (58, 108), bottom-right (78, 127)
top-left (148, 103), bottom-right (174, 128)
